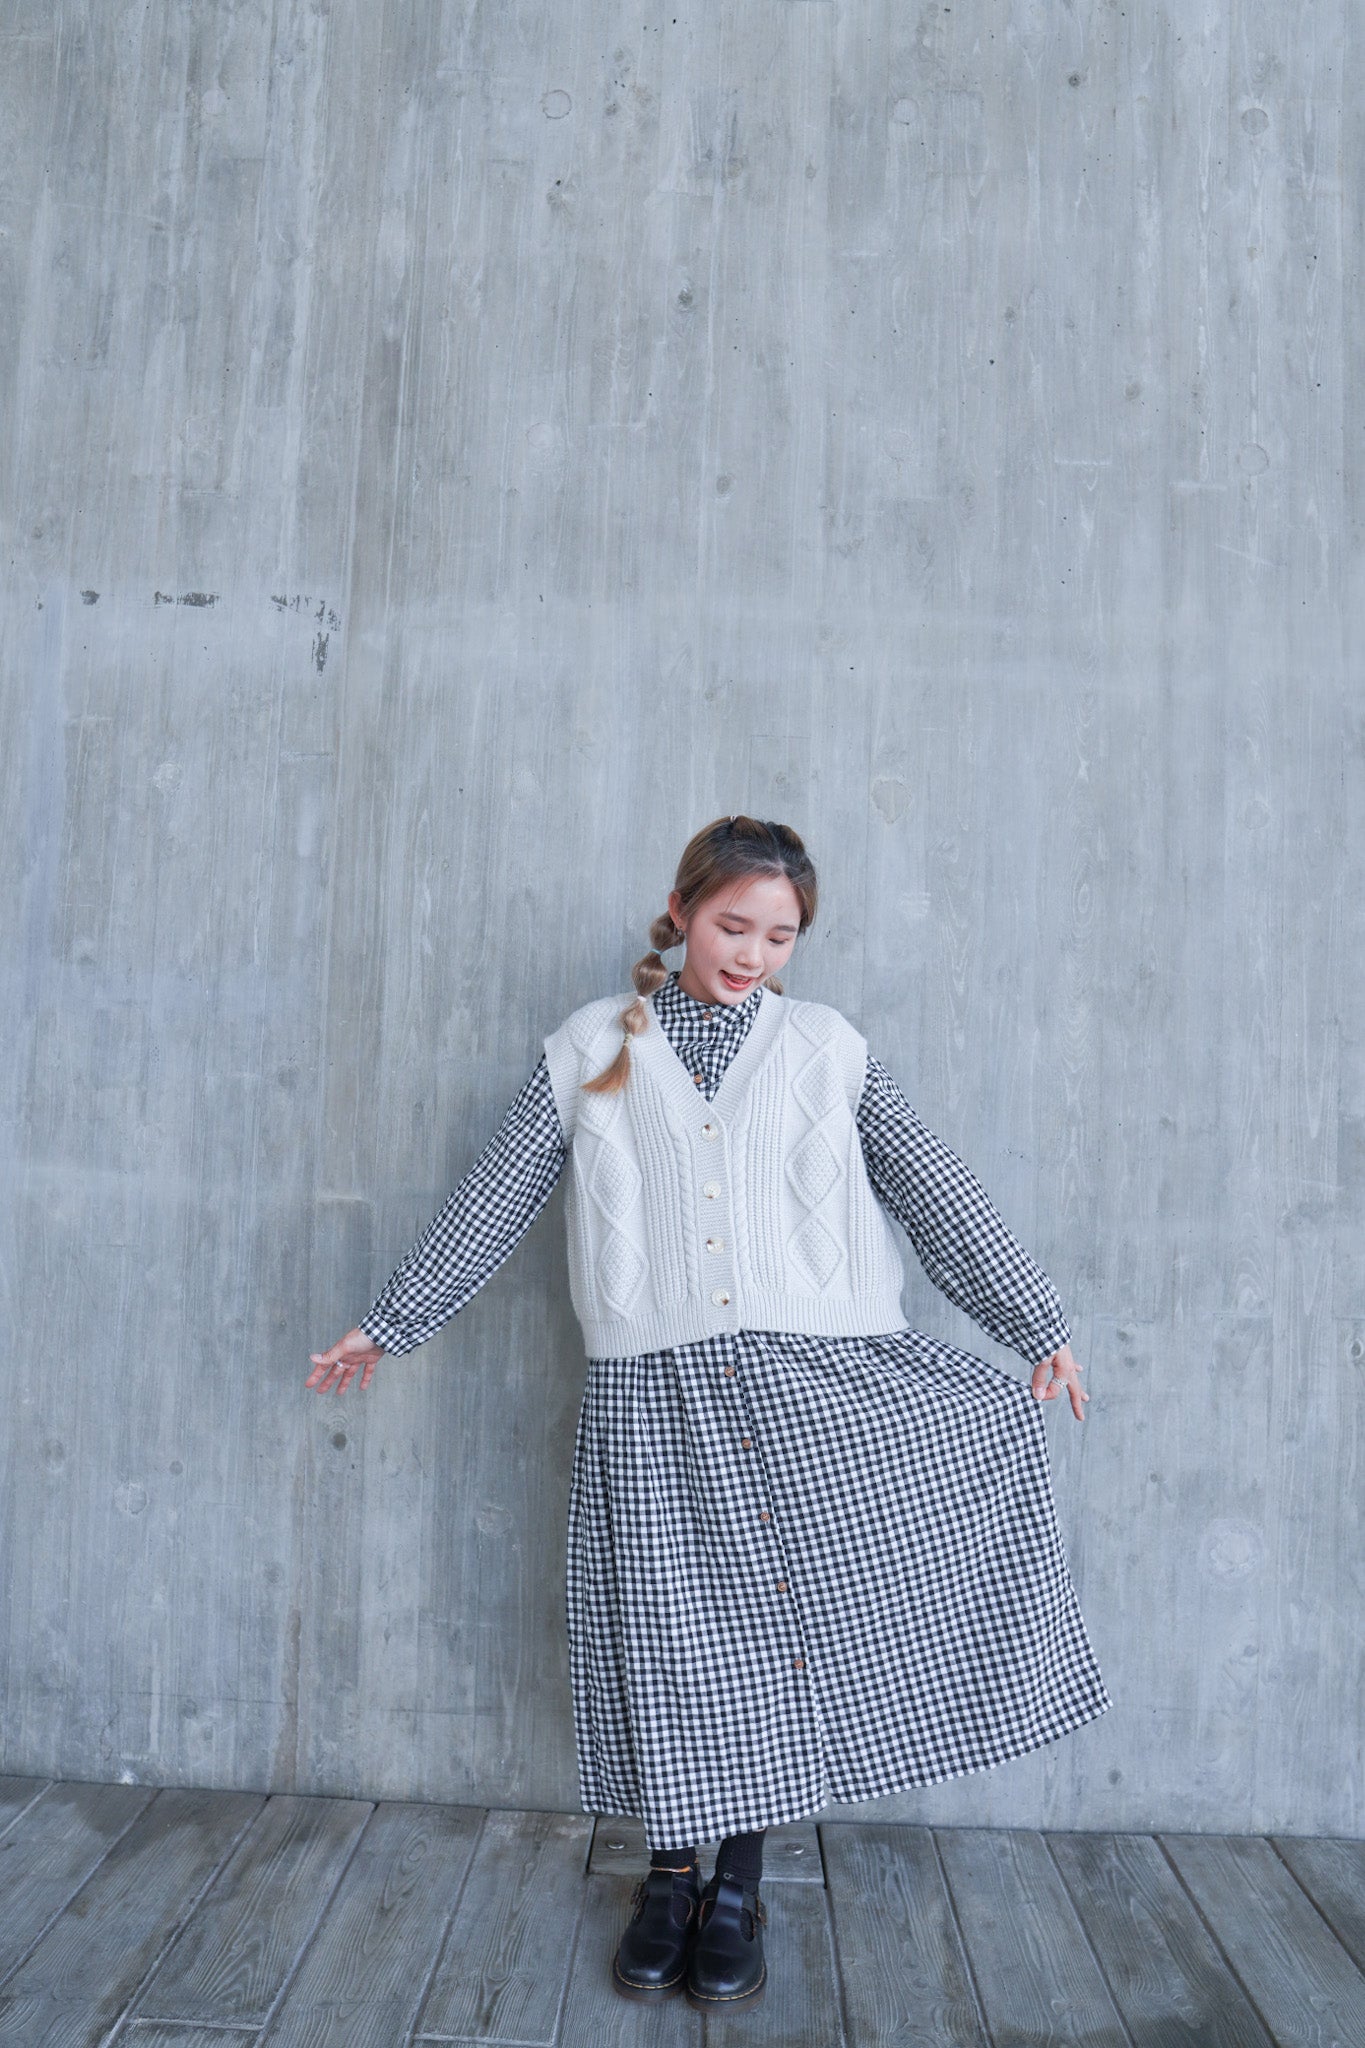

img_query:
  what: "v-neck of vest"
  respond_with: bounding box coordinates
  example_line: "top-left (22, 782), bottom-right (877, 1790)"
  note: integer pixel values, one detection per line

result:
top-left (637, 983), bottom-right (788, 1126)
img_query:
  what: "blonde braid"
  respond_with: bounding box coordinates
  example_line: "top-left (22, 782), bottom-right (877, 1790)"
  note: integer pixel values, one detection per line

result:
top-left (581, 910), bottom-right (683, 1094)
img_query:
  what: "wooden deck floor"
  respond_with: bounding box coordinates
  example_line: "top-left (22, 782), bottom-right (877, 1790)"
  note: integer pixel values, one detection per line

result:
top-left (0, 1777), bottom-right (1360, 2045)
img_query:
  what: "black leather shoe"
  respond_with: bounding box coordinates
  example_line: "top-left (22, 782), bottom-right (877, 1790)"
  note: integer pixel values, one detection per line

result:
top-left (611, 1864), bottom-right (701, 2001)
top-left (684, 1871), bottom-right (767, 2011)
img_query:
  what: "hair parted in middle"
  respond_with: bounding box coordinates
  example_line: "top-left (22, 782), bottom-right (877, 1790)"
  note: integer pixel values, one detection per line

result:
top-left (581, 813), bottom-right (819, 1096)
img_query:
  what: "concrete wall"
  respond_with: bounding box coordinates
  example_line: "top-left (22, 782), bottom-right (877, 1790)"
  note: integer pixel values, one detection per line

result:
top-left (1, 0), bottom-right (1358, 1835)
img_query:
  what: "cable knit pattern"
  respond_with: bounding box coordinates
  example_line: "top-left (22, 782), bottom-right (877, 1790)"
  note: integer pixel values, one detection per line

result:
top-left (544, 987), bottom-right (908, 1358)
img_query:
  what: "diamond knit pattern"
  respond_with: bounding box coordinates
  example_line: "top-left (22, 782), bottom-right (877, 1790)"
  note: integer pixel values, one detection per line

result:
top-left (790, 1214), bottom-right (841, 1288)
top-left (791, 1047), bottom-right (842, 1123)
top-left (598, 1230), bottom-right (648, 1312)
top-left (581, 1083), bottom-right (649, 1312)
top-left (787, 1128), bottom-right (841, 1210)
top-left (784, 1011), bottom-right (848, 1293)
top-left (589, 1139), bottom-right (641, 1222)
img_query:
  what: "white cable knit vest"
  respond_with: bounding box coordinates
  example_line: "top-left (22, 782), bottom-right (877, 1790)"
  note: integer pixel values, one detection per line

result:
top-left (542, 985), bottom-right (909, 1358)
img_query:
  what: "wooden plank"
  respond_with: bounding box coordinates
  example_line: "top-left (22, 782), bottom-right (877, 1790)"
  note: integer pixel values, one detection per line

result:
top-left (0, 2001), bottom-right (96, 2048)
top-left (131, 1793), bottom-right (372, 2027)
top-left (254, 1800), bottom-right (482, 2047)
top-left (0, 2001), bottom-right (252, 2048)
top-left (820, 1822), bottom-right (985, 2047)
top-left (0, 1781), bottom-right (154, 1988)
top-left (1050, 1830), bottom-right (1274, 2046)
top-left (1271, 1837), bottom-right (1365, 1975)
top-left (0, 1786), bottom-right (262, 2046)
top-left (414, 1809), bottom-right (591, 2042)
top-left (935, 1828), bottom-right (1130, 2046)
top-left (553, 1873), bottom-right (700, 2046)
top-left (0, 1781), bottom-right (50, 1842)
top-left (588, 1814), bottom-right (824, 1882)
top-left (1162, 1832), bottom-right (1365, 2046)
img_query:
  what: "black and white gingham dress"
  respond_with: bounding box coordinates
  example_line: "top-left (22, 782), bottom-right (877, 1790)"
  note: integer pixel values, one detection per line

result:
top-left (361, 972), bottom-right (1111, 1846)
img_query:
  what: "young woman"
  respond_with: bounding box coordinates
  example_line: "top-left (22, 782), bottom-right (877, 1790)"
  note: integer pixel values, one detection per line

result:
top-left (308, 814), bottom-right (1109, 2014)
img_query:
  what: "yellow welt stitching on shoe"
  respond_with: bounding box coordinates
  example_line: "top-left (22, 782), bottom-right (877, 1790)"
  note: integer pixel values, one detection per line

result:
top-left (615, 1956), bottom-right (685, 1990)
top-left (687, 1961), bottom-right (767, 2003)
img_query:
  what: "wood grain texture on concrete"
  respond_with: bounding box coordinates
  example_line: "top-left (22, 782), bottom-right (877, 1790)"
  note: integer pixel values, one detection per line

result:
top-left (254, 1800), bottom-right (484, 2048)
top-left (0, 0), bottom-right (1358, 1840)
top-left (130, 1793), bottom-right (373, 2027)
top-left (0, 1782), bottom-right (156, 1987)
top-left (1161, 1832), bottom-right (1365, 2048)
top-left (413, 1809), bottom-right (592, 2042)
top-left (0, 1787), bottom-right (263, 2048)
top-left (1048, 1829), bottom-right (1275, 2048)
top-left (1269, 1835), bottom-right (1365, 1976)
top-left (821, 1822), bottom-right (987, 2048)
top-left (933, 1827), bottom-right (1129, 2045)
top-left (0, 1793), bottom-right (1359, 2047)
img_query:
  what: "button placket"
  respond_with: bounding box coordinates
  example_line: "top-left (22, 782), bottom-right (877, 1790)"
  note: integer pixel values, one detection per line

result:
top-left (660, 991), bottom-right (815, 1687)
top-left (697, 1117), bottom-right (737, 1330)
top-left (723, 1340), bottom-right (810, 1681)
top-left (665, 975), bottom-right (820, 1670)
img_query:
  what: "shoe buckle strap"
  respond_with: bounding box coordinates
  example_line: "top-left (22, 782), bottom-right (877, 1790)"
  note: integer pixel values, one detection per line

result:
top-left (701, 1875), bottom-right (766, 1931)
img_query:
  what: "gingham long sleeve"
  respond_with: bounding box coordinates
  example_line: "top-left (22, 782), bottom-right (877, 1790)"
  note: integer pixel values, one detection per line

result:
top-left (359, 1055), bottom-right (567, 1356)
top-left (856, 1053), bottom-right (1072, 1366)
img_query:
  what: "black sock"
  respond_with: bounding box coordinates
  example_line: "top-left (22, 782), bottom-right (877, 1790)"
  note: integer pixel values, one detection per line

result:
top-left (649, 1842), bottom-right (698, 1878)
top-left (715, 1828), bottom-right (765, 1888)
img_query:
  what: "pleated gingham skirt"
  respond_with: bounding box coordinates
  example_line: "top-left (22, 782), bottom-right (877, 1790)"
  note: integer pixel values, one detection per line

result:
top-left (564, 1323), bottom-right (1111, 1846)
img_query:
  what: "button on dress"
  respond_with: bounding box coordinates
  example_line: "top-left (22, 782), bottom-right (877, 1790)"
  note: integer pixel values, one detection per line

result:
top-left (361, 971), bottom-right (1111, 1846)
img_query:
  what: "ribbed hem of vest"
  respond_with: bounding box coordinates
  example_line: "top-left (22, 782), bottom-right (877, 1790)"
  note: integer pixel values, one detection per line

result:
top-left (579, 1297), bottom-right (910, 1361)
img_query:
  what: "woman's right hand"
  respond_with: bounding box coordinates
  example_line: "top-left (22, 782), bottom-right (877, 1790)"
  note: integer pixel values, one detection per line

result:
top-left (307, 1328), bottom-right (386, 1394)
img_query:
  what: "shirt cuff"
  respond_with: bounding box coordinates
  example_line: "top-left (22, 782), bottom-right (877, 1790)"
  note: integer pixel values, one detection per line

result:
top-left (359, 1307), bottom-right (419, 1357)
top-left (1028, 1312), bottom-right (1072, 1363)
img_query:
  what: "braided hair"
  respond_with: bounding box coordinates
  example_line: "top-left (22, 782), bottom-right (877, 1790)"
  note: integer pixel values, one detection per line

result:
top-left (582, 815), bottom-right (818, 1095)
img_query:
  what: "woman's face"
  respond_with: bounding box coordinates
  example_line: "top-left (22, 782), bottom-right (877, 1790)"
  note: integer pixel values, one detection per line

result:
top-left (668, 873), bottom-right (803, 1005)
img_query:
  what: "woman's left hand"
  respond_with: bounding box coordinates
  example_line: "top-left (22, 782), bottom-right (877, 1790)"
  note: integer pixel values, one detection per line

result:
top-left (307, 1327), bottom-right (385, 1394)
top-left (1030, 1343), bottom-right (1087, 1421)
